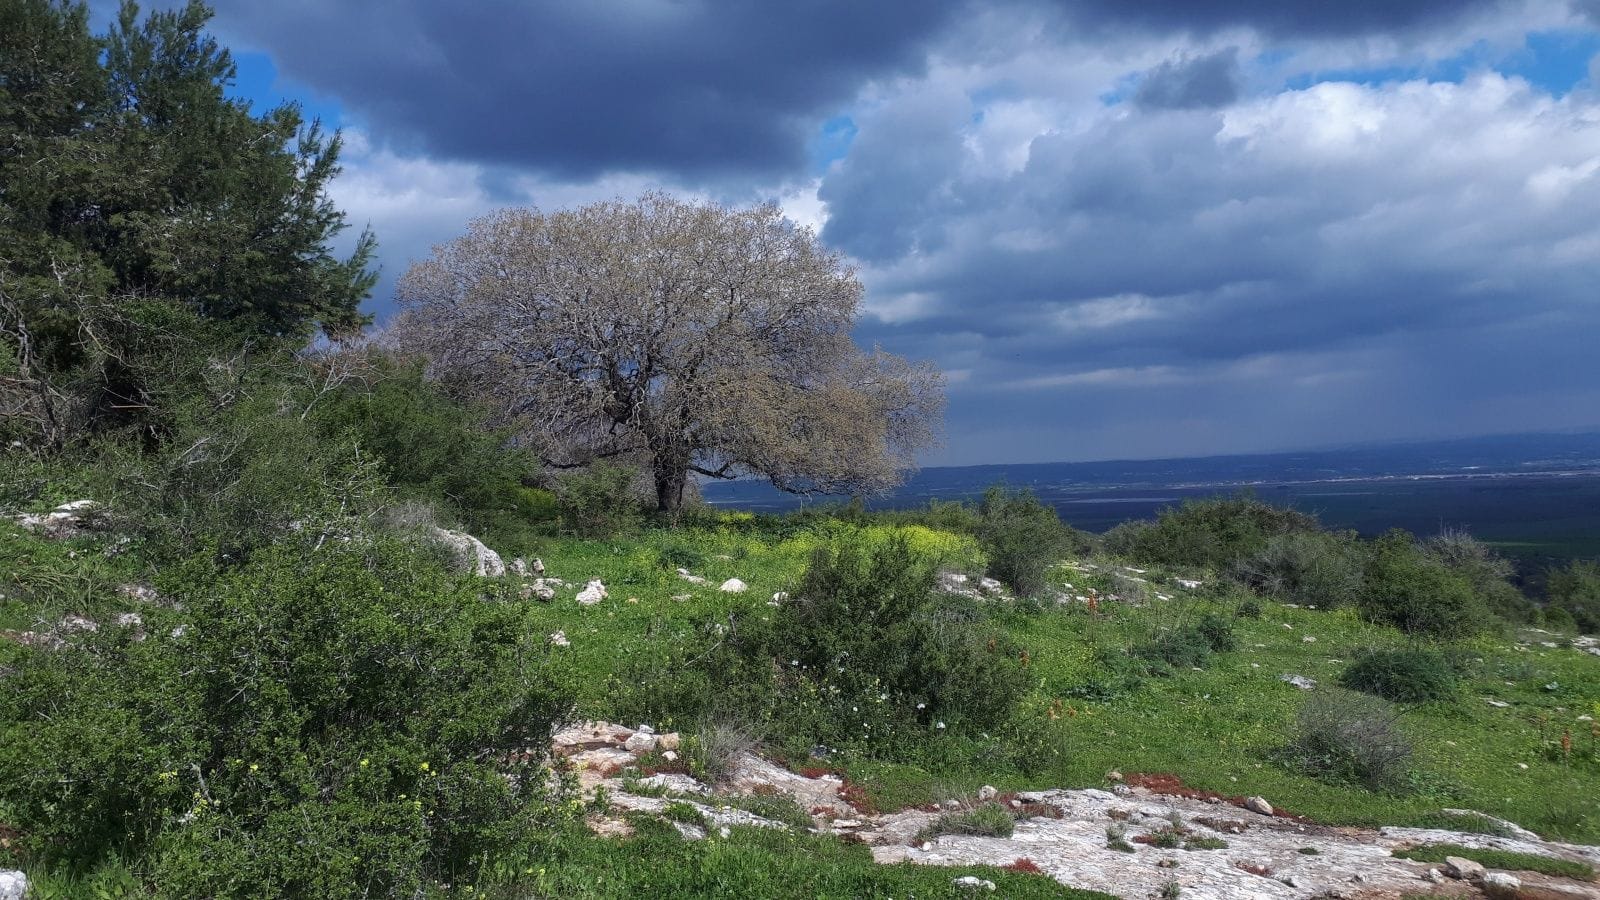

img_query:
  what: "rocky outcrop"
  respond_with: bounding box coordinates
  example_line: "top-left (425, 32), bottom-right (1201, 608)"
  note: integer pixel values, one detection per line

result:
top-left (545, 720), bottom-right (1600, 900)
top-left (14, 499), bottom-right (103, 538)
top-left (576, 579), bottom-right (608, 605)
top-left (0, 870), bottom-right (27, 900)
top-left (428, 527), bottom-right (506, 576)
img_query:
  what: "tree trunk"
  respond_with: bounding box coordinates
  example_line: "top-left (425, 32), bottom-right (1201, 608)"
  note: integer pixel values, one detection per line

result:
top-left (654, 464), bottom-right (687, 515)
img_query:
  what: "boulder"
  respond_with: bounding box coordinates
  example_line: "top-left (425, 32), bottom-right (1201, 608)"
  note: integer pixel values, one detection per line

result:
top-left (624, 732), bottom-right (657, 753)
top-left (0, 870), bottom-right (26, 900)
top-left (719, 578), bottom-right (747, 593)
top-left (1244, 796), bottom-right (1274, 816)
top-left (576, 579), bottom-right (608, 605)
top-left (429, 527), bottom-right (506, 577)
top-left (1482, 872), bottom-right (1520, 894)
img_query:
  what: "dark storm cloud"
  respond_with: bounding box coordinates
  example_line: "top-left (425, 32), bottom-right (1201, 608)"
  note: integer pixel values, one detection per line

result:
top-left (204, 0), bottom-right (961, 178)
top-left (1136, 49), bottom-right (1241, 110)
top-left (1062, 0), bottom-right (1511, 38)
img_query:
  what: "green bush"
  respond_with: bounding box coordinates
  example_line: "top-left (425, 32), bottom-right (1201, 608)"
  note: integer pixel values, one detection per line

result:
top-left (976, 486), bottom-right (1074, 597)
top-left (918, 803), bottom-right (1016, 841)
top-left (1548, 560), bottom-right (1600, 634)
top-left (552, 462), bottom-right (645, 537)
top-left (1285, 688), bottom-right (1413, 791)
top-left (1134, 627), bottom-right (1214, 673)
top-left (1195, 613), bottom-right (1237, 652)
top-left (1340, 649), bottom-right (1458, 702)
top-left (1359, 530), bottom-right (1489, 639)
top-left (1103, 494), bottom-right (1318, 572)
top-left (0, 538), bottom-right (575, 891)
top-left (1230, 530), bottom-right (1365, 609)
top-left (1422, 529), bottom-right (1536, 624)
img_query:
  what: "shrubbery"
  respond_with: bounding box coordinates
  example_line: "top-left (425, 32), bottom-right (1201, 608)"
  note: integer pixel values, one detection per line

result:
top-left (1286, 689), bottom-right (1413, 791)
top-left (1230, 531), bottom-right (1365, 610)
top-left (975, 486), bottom-right (1078, 597)
top-left (1133, 614), bottom-right (1235, 674)
top-left (1360, 530), bottom-right (1489, 639)
top-left (1103, 494), bottom-right (1318, 572)
top-left (1548, 560), bottom-right (1600, 634)
top-left (1340, 648), bottom-right (1458, 702)
top-left (0, 538), bottom-right (575, 891)
top-left (551, 462), bottom-right (646, 537)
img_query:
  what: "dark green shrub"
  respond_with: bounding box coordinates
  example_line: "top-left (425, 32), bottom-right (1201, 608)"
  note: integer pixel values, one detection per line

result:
top-left (1548, 560), bottom-right (1600, 634)
top-left (1285, 688), bottom-right (1413, 791)
top-left (1103, 494), bottom-right (1318, 571)
top-left (1236, 597), bottom-right (1263, 619)
top-left (976, 486), bottom-right (1073, 597)
top-left (1423, 529), bottom-right (1536, 624)
top-left (1134, 627), bottom-right (1214, 673)
top-left (1230, 531), bottom-right (1365, 609)
top-left (1195, 613), bottom-right (1237, 652)
top-left (0, 538), bottom-right (574, 890)
top-left (552, 462), bottom-right (645, 537)
top-left (1359, 530), bottom-right (1488, 639)
top-left (1340, 649), bottom-right (1458, 702)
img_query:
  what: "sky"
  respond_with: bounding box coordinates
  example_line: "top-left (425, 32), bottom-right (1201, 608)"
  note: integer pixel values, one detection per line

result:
top-left (143, 0), bottom-right (1600, 465)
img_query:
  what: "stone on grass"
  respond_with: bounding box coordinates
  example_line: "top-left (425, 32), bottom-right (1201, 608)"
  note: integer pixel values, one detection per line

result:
top-left (1280, 674), bottom-right (1317, 690)
top-left (953, 875), bottom-right (997, 891)
top-left (549, 630), bottom-right (570, 647)
top-left (719, 578), bottom-right (747, 593)
top-left (0, 871), bottom-right (26, 900)
top-left (576, 579), bottom-right (608, 605)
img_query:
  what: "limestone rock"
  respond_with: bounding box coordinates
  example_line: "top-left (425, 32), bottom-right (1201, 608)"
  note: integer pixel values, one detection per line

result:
top-left (0, 870), bottom-right (26, 900)
top-left (677, 568), bottom-right (708, 585)
top-left (1280, 674), bottom-right (1317, 690)
top-left (549, 630), bottom-right (570, 647)
top-left (977, 785), bottom-right (998, 801)
top-left (1443, 856), bottom-right (1485, 880)
top-left (16, 499), bottom-right (102, 538)
top-left (521, 579), bottom-right (557, 601)
top-left (429, 527), bottom-right (506, 576)
top-left (953, 875), bottom-right (997, 891)
top-left (719, 578), bottom-right (747, 593)
top-left (576, 579), bottom-right (608, 605)
top-left (1482, 872), bottom-right (1521, 893)
top-left (624, 732), bottom-right (657, 753)
top-left (1244, 796), bottom-right (1274, 816)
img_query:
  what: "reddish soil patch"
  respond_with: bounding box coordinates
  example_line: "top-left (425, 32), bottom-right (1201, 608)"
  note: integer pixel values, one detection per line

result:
top-left (798, 766), bottom-right (832, 779)
top-left (1004, 858), bottom-right (1044, 874)
top-left (1123, 772), bottom-right (1318, 825)
top-left (1234, 861), bottom-right (1274, 877)
top-left (837, 779), bottom-right (878, 816)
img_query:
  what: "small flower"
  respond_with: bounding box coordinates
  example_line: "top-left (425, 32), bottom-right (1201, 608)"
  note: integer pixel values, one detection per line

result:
top-left (360, 759), bottom-right (369, 767)
top-left (249, 763), bottom-right (259, 773)
top-left (419, 761), bottom-right (430, 771)
top-left (936, 721), bottom-right (946, 729)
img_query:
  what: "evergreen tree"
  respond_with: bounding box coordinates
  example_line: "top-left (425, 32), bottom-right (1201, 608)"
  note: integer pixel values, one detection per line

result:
top-left (1, 0), bottom-right (375, 445)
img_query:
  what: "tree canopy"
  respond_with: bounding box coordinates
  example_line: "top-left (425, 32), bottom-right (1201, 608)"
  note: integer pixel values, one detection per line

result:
top-left (394, 193), bottom-right (943, 512)
top-left (1, 0), bottom-right (375, 446)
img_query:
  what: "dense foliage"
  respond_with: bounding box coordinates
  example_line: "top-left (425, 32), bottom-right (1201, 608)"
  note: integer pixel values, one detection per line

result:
top-left (1, 0), bottom-right (374, 446)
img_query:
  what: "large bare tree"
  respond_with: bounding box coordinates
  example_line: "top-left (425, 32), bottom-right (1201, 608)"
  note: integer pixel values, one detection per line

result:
top-left (393, 193), bottom-right (943, 513)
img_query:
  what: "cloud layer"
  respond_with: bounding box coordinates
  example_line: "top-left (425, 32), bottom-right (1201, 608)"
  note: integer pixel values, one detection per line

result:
top-left (206, 0), bottom-right (1600, 463)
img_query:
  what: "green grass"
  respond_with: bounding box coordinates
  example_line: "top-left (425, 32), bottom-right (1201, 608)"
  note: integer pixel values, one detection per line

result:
top-left (509, 524), bottom-right (1600, 843)
top-left (918, 803), bottom-right (1017, 842)
top-left (1391, 843), bottom-right (1595, 880)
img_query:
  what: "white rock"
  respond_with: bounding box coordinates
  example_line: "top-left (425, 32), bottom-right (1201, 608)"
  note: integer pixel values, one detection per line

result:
top-left (624, 732), bottom-right (658, 753)
top-left (521, 579), bottom-right (557, 601)
top-left (952, 876), bottom-right (996, 891)
top-left (1280, 674), bottom-right (1317, 690)
top-left (509, 557), bottom-right (530, 576)
top-left (772, 591), bottom-right (789, 604)
top-left (549, 630), bottom-right (570, 647)
top-left (576, 579), bottom-right (608, 605)
top-left (719, 578), bottom-right (748, 593)
top-left (662, 750), bottom-right (679, 762)
top-left (429, 527), bottom-right (506, 577)
top-left (1443, 856), bottom-right (1485, 881)
top-left (1302, 635), bottom-right (1317, 643)
top-left (677, 568), bottom-right (708, 585)
top-left (1487, 699), bottom-right (1511, 708)
top-left (1482, 872), bottom-right (1520, 892)
top-left (1176, 579), bottom-right (1202, 589)
top-left (115, 612), bottom-right (143, 628)
top-left (977, 785), bottom-right (998, 801)
top-left (60, 614), bottom-right (98, 633)
top-left (1244, 796), bottom-right (1274, 816)
top-left (0, 870), bottom-right (26, 900)
top-left (977, 577), bottom-right (1007, 595)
